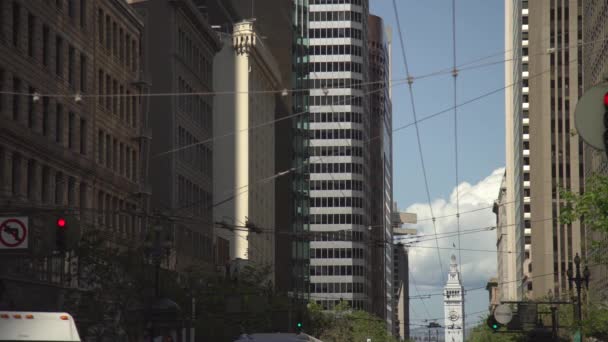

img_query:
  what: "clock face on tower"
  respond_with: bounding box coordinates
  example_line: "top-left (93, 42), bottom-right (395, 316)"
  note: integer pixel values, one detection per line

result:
top-left (448, 310), bottom-right (460, 321)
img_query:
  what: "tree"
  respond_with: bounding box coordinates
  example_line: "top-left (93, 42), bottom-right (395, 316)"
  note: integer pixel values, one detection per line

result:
top-left (560, 174), bottom-right (608, 264)
top-left (306, 301), bottom-right (399, 342)
top-left (466, 315), bottom-right (522, 342)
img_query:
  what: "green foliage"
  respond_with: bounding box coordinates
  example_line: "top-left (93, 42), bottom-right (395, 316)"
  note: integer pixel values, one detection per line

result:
top-left (466, 315), bottom-right (522, 342)
top-left (306, 301), bottom-right (398, 342)
top-left (559, 174), bottom-right (608, 264)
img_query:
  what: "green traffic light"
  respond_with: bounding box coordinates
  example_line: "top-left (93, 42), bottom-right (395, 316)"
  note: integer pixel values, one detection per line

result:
top-left (297, 322), bottom-right (302, 328)
top-left (492, 324), bottom-right (498, 329)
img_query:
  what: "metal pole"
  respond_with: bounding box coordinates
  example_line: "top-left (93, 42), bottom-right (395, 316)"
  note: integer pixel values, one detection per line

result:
top-left (550, 306), bottom-right (558, 340)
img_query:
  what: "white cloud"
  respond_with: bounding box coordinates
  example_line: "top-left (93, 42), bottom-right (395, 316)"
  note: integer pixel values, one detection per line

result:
top-left (402, 167), bottom-right (505, 289)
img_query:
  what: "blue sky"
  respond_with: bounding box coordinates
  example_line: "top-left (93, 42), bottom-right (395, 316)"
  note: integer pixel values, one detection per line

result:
top-left (370, 0), bottom-right (506, 329)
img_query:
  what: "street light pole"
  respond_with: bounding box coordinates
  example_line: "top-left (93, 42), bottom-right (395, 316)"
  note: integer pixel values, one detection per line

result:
top-left (567, 253), bottom-right (590, 339)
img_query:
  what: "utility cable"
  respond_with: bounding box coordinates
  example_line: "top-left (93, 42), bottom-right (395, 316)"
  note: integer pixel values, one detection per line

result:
top-left (392, 0), bottom-right (445, 283)
top-left (451, 0), bottom-right (463, 274)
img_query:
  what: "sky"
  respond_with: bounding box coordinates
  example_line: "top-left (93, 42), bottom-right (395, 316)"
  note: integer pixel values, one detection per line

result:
top-left (369, 0), bottom-right (507, 328)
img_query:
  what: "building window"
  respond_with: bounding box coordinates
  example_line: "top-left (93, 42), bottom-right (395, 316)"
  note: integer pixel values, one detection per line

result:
top-left (97, 9), bottom-right (103, 44)
top-left (11, 153), bottom-right (20, 196)
top-left (80, 54), bottom-right (87, 92)
top-left (27, 86), bottom-right (35, 128)
top-left (105, 134), bottom-right (110, 168)
top-left (131, 150), bottom-right (137, 181)
top-left (68, 46), bottom-right (75, 87)
top-left (27, 159), bottom-right (35, 199)
top-left (12, 2), bottom-right (20, 48)
top-left (55, 104), bottom-right (63, 144)
top-left (98, 69), bottom-right (103, 105)
top-left (68, 112), bottom-right (75, 149)
top-left (67, 0), bottom-right (74, 19)
top-left (105, 15), bottom-right (110, 50)
top-left (41, 166), bottom-right (49, 203)
top-left (97, 130), bottom-right (103, 163)
top-left (42, 25), bottom-right (49, 66)
top-left (80, 119), bottom-right (86, 154)
top-left (27, 13), bottom-right (35, 57)
top-left (55, 172), bottom-right (63, 204)
top-left (55, 35), bottom-right (63, 77)
top-left (80, 0), bottom-right (86, 28)
top-left (12, 77), bottom-right (21, 121)
top-left (42, 97), bottom-right (50, 136)
top-left (67, 177), bottom-right (75, 206)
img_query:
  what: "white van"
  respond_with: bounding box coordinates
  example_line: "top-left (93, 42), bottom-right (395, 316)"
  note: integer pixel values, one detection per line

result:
top-left (0, 312), bottom-right (81, 341)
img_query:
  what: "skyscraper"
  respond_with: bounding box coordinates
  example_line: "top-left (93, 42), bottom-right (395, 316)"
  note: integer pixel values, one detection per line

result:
top-left (307, 0), bottom-right (371, 311)
top-left (504, 0), bottom-right (585, 300)
top-left (503, 0), bottom-right (526, 301)
top-left (369, 14), bottom-right (394, 331)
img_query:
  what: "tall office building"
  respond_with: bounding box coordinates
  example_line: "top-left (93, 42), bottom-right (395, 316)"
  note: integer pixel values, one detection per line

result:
top-left (0, 0), bottom-right (146, 309)
top-left (582, 0), bottom-right (608, 300)
top-left (503, 0), bottom-right (526, 301)
top-left (493, 172), bottom-right (518, 301)
top-left (129, 0), bottom-right (221, 271)
top-left (504, 0), bottom-right (584, 299)
top-left (369, 14), bottom-right (394, 331)
top-left (307, 0), bottom-right (371, 311)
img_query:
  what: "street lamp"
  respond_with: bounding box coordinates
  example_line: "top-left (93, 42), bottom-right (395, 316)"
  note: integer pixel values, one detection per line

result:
top-left (566, 253), bottom-right (590, 325)
top-left (144, 225), bottom-right (173, 298)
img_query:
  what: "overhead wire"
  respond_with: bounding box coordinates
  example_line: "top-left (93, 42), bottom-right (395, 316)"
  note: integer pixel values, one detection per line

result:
top-left (392, 0), bottom-right (445, 283)
top-left (451, 0), bottom-right (463, 274)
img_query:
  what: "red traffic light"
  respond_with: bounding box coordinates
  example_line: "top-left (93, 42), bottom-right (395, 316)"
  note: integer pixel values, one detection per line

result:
top-left (56, 218), bottom-right (66, 228)
top-left (604, 92), bottom-right (608, 107)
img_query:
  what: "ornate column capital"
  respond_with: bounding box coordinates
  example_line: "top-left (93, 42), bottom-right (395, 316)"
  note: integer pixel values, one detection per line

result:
top-left (233, 21), bottom-right (256, 56)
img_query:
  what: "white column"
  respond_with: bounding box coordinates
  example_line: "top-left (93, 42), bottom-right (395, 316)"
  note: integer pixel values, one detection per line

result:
top-left (232, 22), bottom-right (255, 260)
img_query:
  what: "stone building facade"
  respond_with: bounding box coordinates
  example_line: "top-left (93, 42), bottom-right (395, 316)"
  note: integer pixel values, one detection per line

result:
top-left (0, 0), bottom-right (146, 310)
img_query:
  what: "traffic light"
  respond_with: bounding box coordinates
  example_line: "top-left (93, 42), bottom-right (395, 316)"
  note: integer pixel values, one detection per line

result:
top-left (487, 316), bottom-right (501, 332)
top-left (55, 217), bottom-right (68, 253)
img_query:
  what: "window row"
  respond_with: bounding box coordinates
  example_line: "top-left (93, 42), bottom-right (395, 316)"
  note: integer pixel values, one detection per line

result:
top-left (310, 78), bottom-right (364, 90)
top-left (1, 149), bottom-right (87, 207)
top-left (310, 265), bottom-right (365, 276)
top-left (309, 44), bottom-right (363, 57)
top-left (309, 230), bottom-right (364, 242)
top-left (310, 282), bottom-right (366, 295)
top-left (0, 72), bottom-right (88, 154)
top-left (309, 10), bottom-right (363, 23)
top-left (312, 128), bottom-right (364, 140)
top-left (178, 28), bottom-right (212, 84)
top-left (313, 299), bottom-right (365, 311)
top-left (96, 190), bottom-right (140, 239)
top-left (177, 175), bottom-right (212, 217)
top-left (310, 196), bottom-right (364, 208)
top-left (97, 6), bottom-right (138, 72)
top-left (310, 247), bottom-right (365, 259)
top-left (310, 95), bottom-right (363, 107)
top-left (310, 214), bottom-right (364, 225)
top-left (310, 28), bottom-right (362, 40)
top-left (310, 111), bottom-right (363, 123)
top-left (311, 61), bottom-right (362, 73)
top-left (309, 162), bottom-right (364, 174)
top-left (3, 4), bottom-right (89, 91)
top-left (310, 0), bottom-right (364, 5)
top-left (309, 145), bottom-right (363, 157)
top-left (176, 226), bottom-right (213, 261)
top-left (178, 77), bottom-right (213, 130)
top-left (97, 129), bottom-right (138, 182)
top-left (177, 126), bottom-right (212, 175)
top-left (97, 69), bottom-right (138, 128)
top-left (309, 179), bottom-right (364, 191)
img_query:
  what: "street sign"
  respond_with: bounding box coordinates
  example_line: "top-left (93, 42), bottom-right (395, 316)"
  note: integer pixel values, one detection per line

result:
top-left (0, 217), bottom-right (29, 249)
top-left (574, 85), bottom-right (608, 150)
top-left (494, 304), bottom-right (513, 325)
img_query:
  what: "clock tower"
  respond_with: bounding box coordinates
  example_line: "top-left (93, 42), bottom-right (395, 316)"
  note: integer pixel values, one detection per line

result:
top-left (444, 255), bottom-right (464, 342)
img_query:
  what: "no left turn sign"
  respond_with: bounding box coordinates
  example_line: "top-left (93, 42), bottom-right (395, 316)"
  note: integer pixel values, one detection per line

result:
top-left (0, 217), bottom-right (29, 249)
